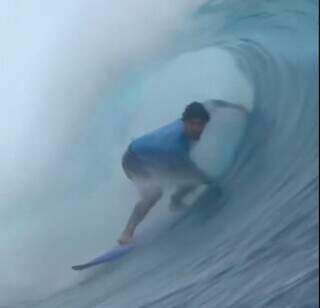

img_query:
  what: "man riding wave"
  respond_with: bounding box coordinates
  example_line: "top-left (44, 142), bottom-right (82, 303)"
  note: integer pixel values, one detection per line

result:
top-left (119, 102), bottom-right (212, 245)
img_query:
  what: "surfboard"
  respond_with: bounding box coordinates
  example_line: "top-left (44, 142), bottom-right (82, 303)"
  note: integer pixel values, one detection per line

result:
top-left (71, 244), bottom-right (135, 271)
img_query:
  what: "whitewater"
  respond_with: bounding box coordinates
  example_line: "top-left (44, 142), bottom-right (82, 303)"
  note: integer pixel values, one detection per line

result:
top-left (0, 0), bottom-right (318, 307)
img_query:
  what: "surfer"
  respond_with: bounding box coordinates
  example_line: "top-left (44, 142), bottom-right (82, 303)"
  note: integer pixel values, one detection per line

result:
top-left (118, 102), bottom-right (212, 245)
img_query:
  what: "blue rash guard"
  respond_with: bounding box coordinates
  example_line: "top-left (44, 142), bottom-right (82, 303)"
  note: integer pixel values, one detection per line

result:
top-left (126, 119), bottom-right (208, 182)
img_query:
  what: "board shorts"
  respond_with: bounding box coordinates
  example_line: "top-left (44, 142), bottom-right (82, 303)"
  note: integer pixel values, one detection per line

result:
top-left (122, 145), bottom-right (151, 181)
top-left (122, 146), bottom-right (164, 198)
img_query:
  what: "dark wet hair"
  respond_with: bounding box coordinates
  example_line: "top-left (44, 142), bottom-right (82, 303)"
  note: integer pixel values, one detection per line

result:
top-left (182, 102), bottom-right (210, 123)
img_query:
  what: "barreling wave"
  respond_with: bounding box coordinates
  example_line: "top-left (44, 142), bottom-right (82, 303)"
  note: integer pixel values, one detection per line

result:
top-left (8, 0), bottom-right (318, 307)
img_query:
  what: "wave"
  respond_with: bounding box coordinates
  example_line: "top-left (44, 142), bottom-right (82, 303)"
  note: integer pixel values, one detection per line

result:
top-left (1, 0), bottom-right (318, 307)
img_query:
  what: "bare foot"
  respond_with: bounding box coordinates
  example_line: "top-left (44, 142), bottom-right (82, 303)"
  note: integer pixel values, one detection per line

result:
top-left (117, 232), bottom-right (134, 246)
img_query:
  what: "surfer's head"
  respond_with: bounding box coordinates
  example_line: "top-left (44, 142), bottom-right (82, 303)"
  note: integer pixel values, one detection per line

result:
top-left (182, 102), bottom-right (210, 140)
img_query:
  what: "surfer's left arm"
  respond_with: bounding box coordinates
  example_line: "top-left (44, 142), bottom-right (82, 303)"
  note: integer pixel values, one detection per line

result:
top-left (180, 156), bottom-right (213, 184)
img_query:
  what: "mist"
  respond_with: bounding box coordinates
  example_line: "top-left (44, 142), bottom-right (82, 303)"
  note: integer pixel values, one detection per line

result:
top-left (0, 1), bottom-right (252, 305)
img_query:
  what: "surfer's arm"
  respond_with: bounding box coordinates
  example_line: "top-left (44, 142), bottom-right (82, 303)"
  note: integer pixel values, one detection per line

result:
top-left (179, 156), bottom-right (213, 184)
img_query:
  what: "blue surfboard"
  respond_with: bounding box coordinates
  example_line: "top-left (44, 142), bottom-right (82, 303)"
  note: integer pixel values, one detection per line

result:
top-left (72, 244), bottom-right (135, 271)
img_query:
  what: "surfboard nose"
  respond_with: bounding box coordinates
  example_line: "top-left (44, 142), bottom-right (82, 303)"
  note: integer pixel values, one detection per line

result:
top-left (71, 244), bottom-right (135, 271)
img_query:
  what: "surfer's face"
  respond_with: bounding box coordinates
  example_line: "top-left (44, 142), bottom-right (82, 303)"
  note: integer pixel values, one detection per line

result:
top-left (184, 118), bottom-right (207, 140)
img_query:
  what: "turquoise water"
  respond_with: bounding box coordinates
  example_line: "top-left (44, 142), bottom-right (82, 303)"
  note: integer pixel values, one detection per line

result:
top-left (0, 0), bottom-right (318, 307)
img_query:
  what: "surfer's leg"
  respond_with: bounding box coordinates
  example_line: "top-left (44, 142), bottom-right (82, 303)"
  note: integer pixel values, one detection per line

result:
top-left (120, 149), bottom-right (162, 244)
top-left (169, 184), bottom-right (198, 211)
top-left (118, 186), bottom-right (163, 245)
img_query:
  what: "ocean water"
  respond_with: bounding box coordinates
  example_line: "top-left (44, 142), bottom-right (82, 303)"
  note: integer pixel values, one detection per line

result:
top-left (0, 0), bottom-right (318, 307)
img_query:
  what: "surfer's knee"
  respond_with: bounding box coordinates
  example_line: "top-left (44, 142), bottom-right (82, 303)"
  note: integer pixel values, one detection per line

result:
top-left (131, 187), bottom-right (162, 224)
top-left (133, 203), bottom-right (147, 216)
top-left (152, 188), bottom-right (163, 202)
top-left (143, 187), bottom-right (163, 204)
top-left (137, 189), bottom-right (162, 212)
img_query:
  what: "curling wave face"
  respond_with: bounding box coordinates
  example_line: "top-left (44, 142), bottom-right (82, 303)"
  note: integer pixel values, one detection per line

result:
top-left (1, 0), bottom-right (318, 307)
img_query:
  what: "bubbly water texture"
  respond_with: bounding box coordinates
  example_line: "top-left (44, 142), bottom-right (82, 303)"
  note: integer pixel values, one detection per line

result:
top-left (0, 0), bottom-right (318, 307)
